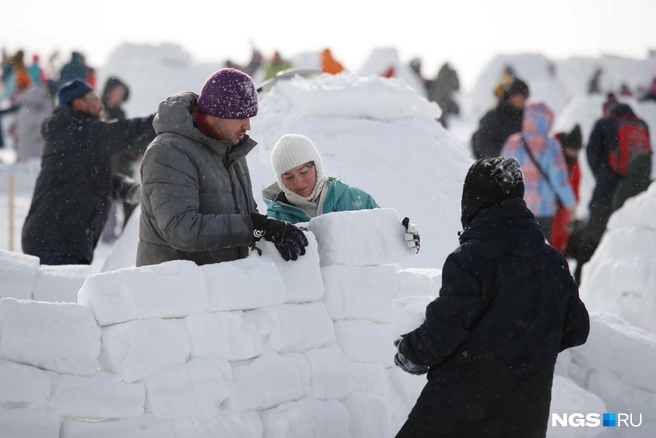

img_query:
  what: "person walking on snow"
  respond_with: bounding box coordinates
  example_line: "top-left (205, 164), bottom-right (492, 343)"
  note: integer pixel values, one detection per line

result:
top-left (394, 157), bottom-right (589, 438)
top-left (22, 80), bottom-right (156, 265)
top-left (137, 68), bottom-right (308, 267)
top-left (263, 134), bottom-right (420, 254)
top-left (471, 78), bottom-right (529, 159)
top-left (501, 103), bottom-right (576, 242)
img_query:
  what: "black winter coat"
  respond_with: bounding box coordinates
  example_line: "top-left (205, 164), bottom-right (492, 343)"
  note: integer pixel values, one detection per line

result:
top-left (398, 198), bottom-right (589, 438)
top-left (472, 100), bottom-right (523, 159)
top-left (22, 105), bottom-right (155, 263)
top-left (586, 104), bottom-right (650, 209)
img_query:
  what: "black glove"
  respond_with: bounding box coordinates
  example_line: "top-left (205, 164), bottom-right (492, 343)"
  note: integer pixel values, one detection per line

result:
top-left (250, 213), bottom-right (309, 261)
top-left (394, 334), bottom-right (429, 375)
top-left (402, 217), bottom-right (420, 254)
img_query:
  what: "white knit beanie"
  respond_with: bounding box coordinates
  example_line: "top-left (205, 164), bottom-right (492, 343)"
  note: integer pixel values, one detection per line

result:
top-left (271, 134), bottom-right (326, 199)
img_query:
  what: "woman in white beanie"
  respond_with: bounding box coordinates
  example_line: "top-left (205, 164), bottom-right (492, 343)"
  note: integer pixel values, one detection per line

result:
top-left (263, 134), bottom-right (420, 253)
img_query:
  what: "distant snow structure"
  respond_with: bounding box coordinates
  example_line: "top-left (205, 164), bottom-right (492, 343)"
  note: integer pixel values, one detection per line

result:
top-left (98, 43), bottom-right (222, 117)
top-left (358, 47), bottom-right (428, 98)
top-left (580, 183), bottom-right (656, 334)
top-left (464, 53), bottom-right (656, 120)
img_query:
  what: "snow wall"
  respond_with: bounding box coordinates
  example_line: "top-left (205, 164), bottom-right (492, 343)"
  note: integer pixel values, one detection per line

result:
top-left (0, 207), bottom-right (624, 438)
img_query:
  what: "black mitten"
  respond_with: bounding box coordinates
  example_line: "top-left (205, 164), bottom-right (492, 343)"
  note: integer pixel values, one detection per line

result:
top-left (394, 335), bottom-right (429, 375)
top-left (250, 213), bottom-right (309, 261)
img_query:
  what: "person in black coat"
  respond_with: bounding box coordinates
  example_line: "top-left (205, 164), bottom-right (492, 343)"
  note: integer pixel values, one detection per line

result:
top-left (394, 157), bottom-right (590, 438)
top-left (22, 80), bottom-right (156, 265)
top-left (101, 76), bottom-right (140, 242)
top-left (471, 79), bottom-right (529, 159)
top-left (573, 102), bottom-right (651, 283)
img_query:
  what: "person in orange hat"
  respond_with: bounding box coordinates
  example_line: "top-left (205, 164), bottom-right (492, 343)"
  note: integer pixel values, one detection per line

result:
top-left (321, 48), bottom-right (344, 75)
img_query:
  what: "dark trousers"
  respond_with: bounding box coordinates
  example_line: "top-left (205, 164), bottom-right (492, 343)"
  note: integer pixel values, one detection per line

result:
top-left (574, 203), bottom-right (612, 284)
top-left (535, 217), bottom-right (553, 243)
top-left (39, 256), bottom-right (90, 266)
top-left (395, 421), bottom-right (462, 438)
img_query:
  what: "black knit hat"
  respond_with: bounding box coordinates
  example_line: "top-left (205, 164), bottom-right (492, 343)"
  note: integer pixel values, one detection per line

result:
top-left (559, 124), bottom-right (583, 150)
top-left (461, 157), bottom-right (525, 228)
top-left (508, 78), bottom-right (530, 98)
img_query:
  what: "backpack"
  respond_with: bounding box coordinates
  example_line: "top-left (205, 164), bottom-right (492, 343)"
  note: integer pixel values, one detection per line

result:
top-left (608, 115), bottom-right (651, 177)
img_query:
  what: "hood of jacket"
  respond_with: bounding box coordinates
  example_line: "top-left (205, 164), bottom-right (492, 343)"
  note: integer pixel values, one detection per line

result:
top-left (459, 198), bottom-right (546, 257)
top-left (522, 103), bottom-right (553, 137)
top-left (153, 91), bottom-right (257, 159)
top-left (102, 77), bottom-right (130, 106)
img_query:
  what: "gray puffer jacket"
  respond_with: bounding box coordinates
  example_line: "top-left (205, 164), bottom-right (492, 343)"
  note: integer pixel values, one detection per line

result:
top-left (137, 92), bottom-right (258, 267)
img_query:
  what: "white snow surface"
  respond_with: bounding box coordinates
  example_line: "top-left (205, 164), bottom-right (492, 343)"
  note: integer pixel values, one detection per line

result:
top-left (580, 184), bottom-right (656, 334)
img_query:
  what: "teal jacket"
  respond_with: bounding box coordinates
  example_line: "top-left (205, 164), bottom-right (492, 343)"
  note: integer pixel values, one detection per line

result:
top-left (263, 179), bottom-right (379, 224)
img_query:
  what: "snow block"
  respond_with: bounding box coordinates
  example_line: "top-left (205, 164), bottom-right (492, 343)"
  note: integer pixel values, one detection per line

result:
top-left (0, 359), bottom-right (51, 405)
top-left (0, 250), bottom-right (39, 300)
top-left (334, 320), bottom-right (395, 367)
top-left (571, 312), bottom-right (656, 392)
top-left (185, 311), bottom-right (263, 361)
top-left (387, 366), bottom-right (426, 411)
top-left (61, 411), bottom-right (263, 438)
top-left (248, 302), bottom-right (335, 353)
top-left (396, 268), bottom-right (441, 298)
top-left (0, 407), bottom-right (60, 438)
top-left (145, 356), bottom-right (233, 420)
top-left (344, 392), bottom-right (391, 438)
top-left (0, 298), bottom-right (100, 376)
top-left (308, 208), bottom-right (413, 266)
top-left (321, 264), bottom-right (398, 322)
top-left (304, 345), bottom-right (386, 400)
top-left (202, 255), bottom-right (286, 311)
top-left (33, 264), bottom-right (97, 303)
top-left (261, 396), bottom-right (351, 438)
top-left (391, 296), bottom-right (434, 340)
top-left (78, 260), bottom-right (208, 326)
top-left (226, 350), bottom-right (309, 412)
top-left (61, 413), bottom-right (186, 438)
top-left (257, 232), bottom-right (324, 303)
top-left (47, 371), bottom-right (145, 419)
top-left (99, 318), bottom-right (191, 383)
top-left (547, 376), bottom-right (606, 438)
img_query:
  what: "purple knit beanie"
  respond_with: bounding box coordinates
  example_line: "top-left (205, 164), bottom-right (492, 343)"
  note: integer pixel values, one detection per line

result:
top-left (197, 68), bottom-right (258, 119)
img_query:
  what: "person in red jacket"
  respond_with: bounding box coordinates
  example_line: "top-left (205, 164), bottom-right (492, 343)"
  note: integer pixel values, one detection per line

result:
top-left (551, 125), bottom-right (582, 253)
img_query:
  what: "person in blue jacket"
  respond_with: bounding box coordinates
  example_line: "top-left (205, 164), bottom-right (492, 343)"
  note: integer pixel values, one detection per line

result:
top-left (263, 133), bottom-right (420, 253)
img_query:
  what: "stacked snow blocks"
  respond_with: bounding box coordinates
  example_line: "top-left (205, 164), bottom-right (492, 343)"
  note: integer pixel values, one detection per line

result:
top-left (0, 249), bottom-right (97, 303)
top-left (0, 298), bottom-right (107, 437)
top-left (309, 208), bottom-right (439, 437)
top-left (0, 208), bottom-right (448, 437)
top-left (566, 312), bottom-right (656, 437)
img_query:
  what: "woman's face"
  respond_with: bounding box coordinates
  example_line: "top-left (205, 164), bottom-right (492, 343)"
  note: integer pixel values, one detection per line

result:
top-left (282, 163), bottom-right (317, 197)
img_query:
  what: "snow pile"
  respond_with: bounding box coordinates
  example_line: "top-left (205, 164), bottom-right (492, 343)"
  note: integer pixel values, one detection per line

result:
top-left (0, 249), bottom-right (98, 303)
top-left (567, 312), bottom-right (656, 437)
top-left (357, 47), bottom-right (428, 98)
top-left (580, 183), bottom-right (656, 333)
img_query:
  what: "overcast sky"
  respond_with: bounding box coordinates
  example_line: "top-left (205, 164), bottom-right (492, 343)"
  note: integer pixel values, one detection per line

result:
top-left (3, 0), bottom-right (655, 90)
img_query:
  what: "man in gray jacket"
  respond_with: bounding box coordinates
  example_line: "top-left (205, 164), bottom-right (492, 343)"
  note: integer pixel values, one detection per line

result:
top-left (137, 68), bottom-right (308, 267)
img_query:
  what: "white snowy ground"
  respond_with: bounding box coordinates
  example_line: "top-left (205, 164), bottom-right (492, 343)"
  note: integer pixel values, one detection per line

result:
top-left (0, 45), bottom-right (655, 436)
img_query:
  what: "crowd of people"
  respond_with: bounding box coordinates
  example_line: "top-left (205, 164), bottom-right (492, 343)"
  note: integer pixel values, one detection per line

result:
top-left (3, 44), bottom-right (656, 437)
top-left (470, 71), bottom-right (653, 284)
